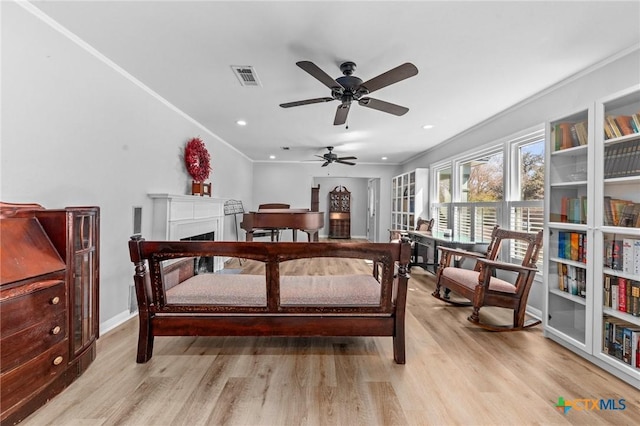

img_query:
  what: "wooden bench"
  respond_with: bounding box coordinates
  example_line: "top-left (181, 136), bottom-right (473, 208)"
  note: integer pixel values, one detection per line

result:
top-left (128, 237), bottom-right (412, 363)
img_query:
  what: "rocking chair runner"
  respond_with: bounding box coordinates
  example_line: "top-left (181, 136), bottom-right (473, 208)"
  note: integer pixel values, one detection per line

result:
top-left (432, 226), bottom-right (544, 331)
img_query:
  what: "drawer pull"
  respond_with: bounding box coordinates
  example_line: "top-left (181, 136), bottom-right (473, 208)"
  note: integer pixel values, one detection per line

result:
top-left (53, 356), bottom-right (64, 366)
top-left (51, 325), bottom-right (61, 335)
top-left (50, 296), bottom-right (60, 305)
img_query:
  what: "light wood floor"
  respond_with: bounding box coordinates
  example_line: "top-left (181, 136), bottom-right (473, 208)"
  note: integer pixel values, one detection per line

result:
top-left (23, 258), bottom-right (640, 425)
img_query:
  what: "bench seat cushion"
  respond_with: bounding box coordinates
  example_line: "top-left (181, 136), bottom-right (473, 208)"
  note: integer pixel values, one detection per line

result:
top-left (165, 274), bottom-right (382, 306)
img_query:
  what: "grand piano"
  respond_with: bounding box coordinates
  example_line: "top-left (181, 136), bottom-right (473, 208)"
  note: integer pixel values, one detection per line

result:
top-left (240, 208), bottom-right (324, 242)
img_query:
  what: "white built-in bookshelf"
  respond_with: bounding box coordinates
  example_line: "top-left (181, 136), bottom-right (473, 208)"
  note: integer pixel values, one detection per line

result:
top-left (391, 169), bottom-right (428, 231)
top-left (543, 84), bottom-right (640, 389)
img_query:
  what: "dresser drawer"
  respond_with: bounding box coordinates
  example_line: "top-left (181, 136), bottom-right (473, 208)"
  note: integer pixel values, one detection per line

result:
top-left (0, 280), bottom-right (66, 337)
top-left (0, 310), bottom-right (67, 374)
top-left (0, 339), bottom-right (69, 413)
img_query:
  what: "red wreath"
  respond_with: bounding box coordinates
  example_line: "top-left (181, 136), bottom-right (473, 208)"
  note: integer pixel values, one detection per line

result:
top-left (184, 137), bottom-right (211, 182)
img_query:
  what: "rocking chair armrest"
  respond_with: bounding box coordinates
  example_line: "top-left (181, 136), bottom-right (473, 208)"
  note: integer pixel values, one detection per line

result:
top-left (476, 258), bottom-right (538, 274)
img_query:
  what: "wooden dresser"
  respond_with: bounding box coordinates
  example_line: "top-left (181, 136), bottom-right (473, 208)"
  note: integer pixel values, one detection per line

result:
top-left (0, 203), bottom-right (99, 425)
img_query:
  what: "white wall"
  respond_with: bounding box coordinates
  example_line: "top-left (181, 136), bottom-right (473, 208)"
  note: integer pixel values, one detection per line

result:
top-left (1, 3), bottom-right (253, 331)
top-left (252, 162), bottom-right (398, 242)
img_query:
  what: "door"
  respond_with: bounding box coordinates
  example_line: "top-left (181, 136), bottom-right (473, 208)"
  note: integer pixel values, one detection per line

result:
top-left (367, 179), bottom-right (379, 242)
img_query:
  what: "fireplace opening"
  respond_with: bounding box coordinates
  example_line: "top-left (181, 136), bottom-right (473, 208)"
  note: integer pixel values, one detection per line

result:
top-left (181, 231), bottom-right (215, 274)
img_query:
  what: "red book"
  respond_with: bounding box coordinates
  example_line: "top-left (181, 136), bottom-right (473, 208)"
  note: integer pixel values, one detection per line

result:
top-left (618, 278), bottom-right (627, 312)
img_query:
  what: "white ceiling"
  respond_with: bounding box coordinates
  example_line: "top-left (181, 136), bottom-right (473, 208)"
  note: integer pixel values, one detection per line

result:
top-left (32, 1), bottom-right (640, 165)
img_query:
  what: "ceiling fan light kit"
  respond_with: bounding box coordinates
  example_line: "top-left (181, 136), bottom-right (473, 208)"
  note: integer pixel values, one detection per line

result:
top-left (280, 60), bottom-right (418, 125)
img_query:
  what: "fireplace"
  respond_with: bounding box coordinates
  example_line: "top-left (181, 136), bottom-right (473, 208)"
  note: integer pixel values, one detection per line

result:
top-left (149, 194), bottom-right (225, 272)
top-left (181, 231), bottom-right (215, 274)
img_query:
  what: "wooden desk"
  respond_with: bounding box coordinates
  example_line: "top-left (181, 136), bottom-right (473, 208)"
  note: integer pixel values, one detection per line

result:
top-left (407, 231), bottom-right (490, 274)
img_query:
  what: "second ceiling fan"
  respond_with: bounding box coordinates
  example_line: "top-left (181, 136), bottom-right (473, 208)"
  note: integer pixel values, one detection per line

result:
top-left (280, 60), bottom-right (418, 125)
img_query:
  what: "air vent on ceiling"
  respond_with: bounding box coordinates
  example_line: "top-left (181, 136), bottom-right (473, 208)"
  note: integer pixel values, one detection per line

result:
top-left (231, 65), bottom-right (261, 87)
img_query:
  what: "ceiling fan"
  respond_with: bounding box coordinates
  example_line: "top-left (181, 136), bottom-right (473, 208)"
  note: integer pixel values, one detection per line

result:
top-left (280, 60), bottom-right (418, 125)
top-left (315, 146), bottom-right (357, 167)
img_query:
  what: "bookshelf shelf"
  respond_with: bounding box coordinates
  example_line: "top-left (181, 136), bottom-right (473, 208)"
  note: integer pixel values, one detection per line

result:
top-left (391, 169), bottom-right (428, 231)
top-left (549, 288), bottom-right (587, 305)
top-left (544, 85), bottom-right (639, 389)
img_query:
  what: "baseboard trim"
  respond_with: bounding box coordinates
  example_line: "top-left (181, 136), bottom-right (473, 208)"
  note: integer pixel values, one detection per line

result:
top-left (100, 310), bottom-right (137, 335)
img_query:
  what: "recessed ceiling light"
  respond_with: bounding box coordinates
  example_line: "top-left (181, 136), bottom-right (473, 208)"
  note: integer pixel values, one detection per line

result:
top-left (236, 120), bottom-right (247, 126)
top-left (269, 155), bottom-right (276, 159)
top-left (422, 124), bottom-right (434, 130)
top-left (381, 157), bottom-right (388, 160)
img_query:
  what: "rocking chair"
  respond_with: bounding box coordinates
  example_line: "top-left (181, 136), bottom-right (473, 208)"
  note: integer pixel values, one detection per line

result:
top-left (432, 226), bottom-right (543, 331)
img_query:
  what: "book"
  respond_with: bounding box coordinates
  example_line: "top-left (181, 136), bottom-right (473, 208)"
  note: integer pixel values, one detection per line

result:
top-left (615, 115), bottom-right (635, 136)
top-left (574, 121), bottom-right (588, 145)
top-left (633, 330), bottom-right (640, 368)
top-left (618, 278), bottom-right (627, 312)
top-left (622, 238), bottom-right (635, 273)
top-left (623, 327), bottom-right (635, 364)
top-left (604, 275), bottom-right (612, 308)
top-left (606, 116), bottom-right (623, 138)
top-left (634, 239), bottom-right (640, 276)
top-left (631, 281), bottom-right (640, 317)
top-left (604, 196), bottom-right (614, 226)
top-left (611, 240), bottom-right (624, 270)
top-left (558, 263), bottom-right (566, 291)
top-left (570, 232), bottom-right (580, 261)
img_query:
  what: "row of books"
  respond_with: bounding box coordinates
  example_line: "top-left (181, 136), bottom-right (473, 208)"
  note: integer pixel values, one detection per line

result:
top-left (557, 263), bottom-right (586, 297)
top-left (604, 139), bottom-right (640, 178)
top-left (603, 317), bottom-right (640, 369)
top-left (603, 275), bottom-right (640, 316)
top-left (603, 198), bottom-right (640, 227)
top-left (604, 113), bottom-right (640, 140)
top-left (557, 231), bottom-right (587, 262)
top-left (604, 238), bottom-right (640, 274)
top-left (559, 196), bottom-right (587, 224)
top-left (553, 121), bottom-right (588, 151)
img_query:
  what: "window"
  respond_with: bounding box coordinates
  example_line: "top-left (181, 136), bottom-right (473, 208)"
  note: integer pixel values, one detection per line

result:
top-left (460, 151), bottom-right (503, 202)
top-left (432, 165), bottom-right (452, 232)
top-left (516, 139), bottom-right (545, 201)
top-left (429, 128), bottom-right (545, 267)
top-left (510, 134), bottom-right (545, 265)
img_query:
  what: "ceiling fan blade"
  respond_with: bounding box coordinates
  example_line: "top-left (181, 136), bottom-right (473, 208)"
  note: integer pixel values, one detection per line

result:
top-left (360, 62), bottom-right (418, 93)
top-left (358, 97), bottom-right (409, 116)
top-left (334, 103), bottom-right (350, 125)
top-left (280, 97), bottom-right (334, 108)
top-left (321, 161), bottom-right (330, 167)
top-left (297, 61), bottom-right (344, 90)
top-left (337, 156), bottom-right (357, 161)
top-left (336, 160), bottom-right (356, 166)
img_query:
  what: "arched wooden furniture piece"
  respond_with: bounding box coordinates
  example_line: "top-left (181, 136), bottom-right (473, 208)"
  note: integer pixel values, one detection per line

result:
top-left (432, 226), bottom-right (543, 331)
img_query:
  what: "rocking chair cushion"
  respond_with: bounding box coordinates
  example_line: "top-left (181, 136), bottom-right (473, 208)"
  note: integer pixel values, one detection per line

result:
top-left (441, 267), bottom-right (516, 294)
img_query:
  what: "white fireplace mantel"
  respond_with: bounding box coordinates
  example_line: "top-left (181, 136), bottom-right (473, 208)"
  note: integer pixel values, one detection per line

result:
top-left (148, 194), bottom-right (226, 270)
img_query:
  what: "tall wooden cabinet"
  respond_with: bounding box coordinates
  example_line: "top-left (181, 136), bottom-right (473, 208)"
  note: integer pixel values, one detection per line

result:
top-left (328, 186), bottom-right (351, 239)
top-left (543, 85), bottom-right (640, 389)
top-left (0, 204), bottom-right (100, 424)
top-left (391, 168), bottom-right (428, 231)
